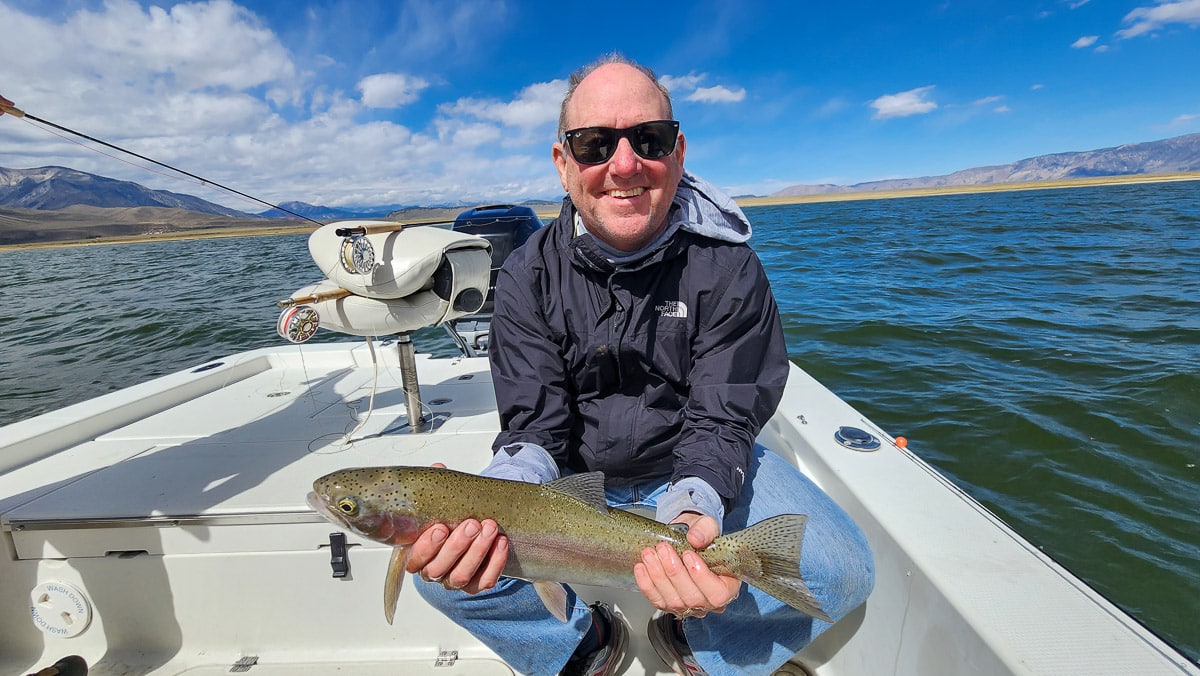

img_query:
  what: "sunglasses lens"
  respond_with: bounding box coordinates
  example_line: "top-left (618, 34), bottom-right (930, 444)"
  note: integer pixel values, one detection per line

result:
top-left (569, 128), bottom-right (616, 164)
top-left (566, 121), bottom-right (678, 164)
top-left (633, 122), bottom-right (677, 159)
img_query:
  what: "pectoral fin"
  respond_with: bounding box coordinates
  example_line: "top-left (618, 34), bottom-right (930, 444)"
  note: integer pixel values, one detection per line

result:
top-left (384, 545), bottom-right (411, 625)
top-left (533, 581), bottom-right (569, 622)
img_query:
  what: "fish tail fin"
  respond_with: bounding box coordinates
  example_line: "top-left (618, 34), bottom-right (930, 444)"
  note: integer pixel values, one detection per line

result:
top-left (725, 514), bottom-right (834, 624)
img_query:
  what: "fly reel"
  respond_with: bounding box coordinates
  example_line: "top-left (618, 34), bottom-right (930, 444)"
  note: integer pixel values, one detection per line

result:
top-left (277, 304), bottom-right (320, 343)
top-left (339, 234), bottom-right (376, 275)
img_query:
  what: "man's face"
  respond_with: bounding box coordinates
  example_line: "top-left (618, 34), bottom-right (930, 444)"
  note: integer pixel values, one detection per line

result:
top-left (553, 64), bottom-right (686, 252)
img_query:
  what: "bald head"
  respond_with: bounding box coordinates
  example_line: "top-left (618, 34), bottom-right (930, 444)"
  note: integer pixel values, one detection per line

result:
top-left (558, 55), bottom-right (673, 138)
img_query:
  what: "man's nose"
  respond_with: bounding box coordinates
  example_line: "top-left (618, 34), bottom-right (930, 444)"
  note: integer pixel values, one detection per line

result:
top-left (607, 137), bottom-right (642, 175)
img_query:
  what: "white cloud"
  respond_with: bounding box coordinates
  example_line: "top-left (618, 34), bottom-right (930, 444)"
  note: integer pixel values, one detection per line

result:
top-left (0, 0), bottom-right (567, 207)
top-left (442, 80), bottom-right (565, 129)
top-left (72, 0), bottom-right (297, 91)
top-left (686, 85), bottom-right (746, 104)
top-left (358, 73), bottom-right (429, 108)
top-left (869, 86), bottom-right (938, 119)
top-left (973, 95), bottom-right (1005, 106)
top-left (814, 97), bottom-right (850, 118)
top-left (1117, 0), bottom-right (1200, 39)
top-left (661, 72), bottom-right (746, 105)
top-left (1072, 35), bottom-right (1100, 48)
top-left (660, 73), bottom-right (707, 94)
top-left (0, 0), bottom-right (298, 139)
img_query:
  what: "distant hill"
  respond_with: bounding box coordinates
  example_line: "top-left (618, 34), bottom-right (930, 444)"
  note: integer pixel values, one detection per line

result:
top-left (772, 132), bottom-right (1200, 197)
top-left (0, 166), bottom-right (559, 223)
top-left (0, 166), bottom-right (254, 217)
top-left (0, 204), bottom-right (291, 247)
top-left (259, 201), bottom-right (399, 221)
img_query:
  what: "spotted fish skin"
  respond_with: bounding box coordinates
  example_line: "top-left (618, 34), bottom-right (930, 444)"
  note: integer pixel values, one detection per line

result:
top-left (307, 465), bottom-right (830, 623)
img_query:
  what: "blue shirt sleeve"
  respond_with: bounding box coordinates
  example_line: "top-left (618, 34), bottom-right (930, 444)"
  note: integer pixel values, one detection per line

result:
top-left (480, 442), bottom-right (561, 484)
top-left (655, 476), bottom-right (726, 535)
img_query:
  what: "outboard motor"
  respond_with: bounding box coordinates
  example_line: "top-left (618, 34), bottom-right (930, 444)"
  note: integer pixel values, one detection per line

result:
top-left (444, 205), bottom-right (543, 357)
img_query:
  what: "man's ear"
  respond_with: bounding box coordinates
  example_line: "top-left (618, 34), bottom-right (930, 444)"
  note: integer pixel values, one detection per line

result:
top-left (552, 143), bottom-right (570, 191)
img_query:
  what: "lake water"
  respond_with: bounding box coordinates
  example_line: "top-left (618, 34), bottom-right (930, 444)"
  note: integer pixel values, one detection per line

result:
top-left (2, 181), bottom-right (1198, 661)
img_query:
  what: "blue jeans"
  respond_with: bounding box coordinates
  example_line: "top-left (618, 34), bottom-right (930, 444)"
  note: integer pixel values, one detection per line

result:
top-left (415, 446), bottom-right (874, 675)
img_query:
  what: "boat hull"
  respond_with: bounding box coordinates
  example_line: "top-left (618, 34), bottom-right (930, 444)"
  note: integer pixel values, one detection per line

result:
top-left (1, 342), bottom-right (1195, 674)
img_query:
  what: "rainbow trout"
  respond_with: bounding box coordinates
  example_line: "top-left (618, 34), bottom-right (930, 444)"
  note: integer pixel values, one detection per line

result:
top-left (307, 466), bottom-right (831, 624)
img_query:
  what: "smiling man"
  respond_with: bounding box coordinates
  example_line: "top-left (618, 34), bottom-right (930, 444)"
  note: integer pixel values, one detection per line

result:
top-left (552, 62), bottom-right (684, 252)
top-left (407, 54), bottom-right (874, 676)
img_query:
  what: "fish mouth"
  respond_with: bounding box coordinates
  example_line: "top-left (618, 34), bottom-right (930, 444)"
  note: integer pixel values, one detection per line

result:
top-left (307, 491), bottom-right (348, 527)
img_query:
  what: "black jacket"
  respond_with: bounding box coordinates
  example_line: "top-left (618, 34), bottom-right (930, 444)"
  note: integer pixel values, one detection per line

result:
top-left (489, 198), bottom-right (788, 506)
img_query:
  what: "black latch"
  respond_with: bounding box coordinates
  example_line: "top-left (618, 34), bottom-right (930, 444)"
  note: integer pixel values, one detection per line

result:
top-left (329, 532), bottom-right (350, 578)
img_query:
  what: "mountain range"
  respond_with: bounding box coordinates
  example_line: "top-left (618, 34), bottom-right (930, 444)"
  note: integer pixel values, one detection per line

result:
top-left (0, 167), bottom-right (556, 222)
top-left (0, 166), bottom-right (252, 216)
top-left (771, 132), bottom-right (1200, 196)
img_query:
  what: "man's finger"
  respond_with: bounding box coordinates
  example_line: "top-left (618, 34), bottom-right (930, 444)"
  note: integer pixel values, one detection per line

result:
top-left (640, 546), bottom-right (686, 610)
top-left (443, 519), bottom-right (500, 589)
top-left (682, 550), bottom-right (741, 609)
top-left (464, 533), bottom-right (509, 593)
top-left (655, 542), bottom-right (710, 610)
top-left (420, 519), bottom-right (481, 581)
top-left (405, 524), bottom-right (449, 574)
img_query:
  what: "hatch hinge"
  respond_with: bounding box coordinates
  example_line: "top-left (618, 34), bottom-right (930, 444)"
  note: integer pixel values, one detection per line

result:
top-left (435, 650), bottom-right (459, 667)
top-left (229, 655), bottom-right (259, 672)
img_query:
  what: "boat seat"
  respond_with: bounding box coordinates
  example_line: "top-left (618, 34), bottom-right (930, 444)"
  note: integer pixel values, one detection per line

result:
top-left (292, 222), bottom-right (494, 337)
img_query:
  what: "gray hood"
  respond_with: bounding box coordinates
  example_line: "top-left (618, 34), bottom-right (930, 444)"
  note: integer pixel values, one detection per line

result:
top-left (572, 170), bottom-right (752, 266)
top-left (673, 170), bottom-right (752, 243)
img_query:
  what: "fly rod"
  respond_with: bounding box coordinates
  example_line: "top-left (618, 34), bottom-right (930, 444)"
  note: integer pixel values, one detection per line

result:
top-left (276, 287), bottom-right (353, 309)
top-left (0, 98), bottom-right (324, 226)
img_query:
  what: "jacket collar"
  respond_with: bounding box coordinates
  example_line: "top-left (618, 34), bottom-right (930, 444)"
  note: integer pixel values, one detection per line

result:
top-left (561, 170), bottom-right (745, 273)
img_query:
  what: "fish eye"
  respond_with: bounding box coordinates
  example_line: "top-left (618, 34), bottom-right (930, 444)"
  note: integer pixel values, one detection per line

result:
top-left (336, 498), bottom-right (358, 515)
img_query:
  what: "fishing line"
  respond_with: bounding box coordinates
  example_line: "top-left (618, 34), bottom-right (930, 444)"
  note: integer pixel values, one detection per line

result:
top-left (339, 331), bottom-right (437, 446)
top-left (16, 116), bottom-right (214, 191)
top-left (339, 335), bottom-right (381, 446)
top-left (1, 100), bottom-right (324, 226)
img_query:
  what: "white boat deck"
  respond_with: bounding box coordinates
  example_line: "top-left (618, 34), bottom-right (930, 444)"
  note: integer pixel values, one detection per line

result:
top-left (1, 341), bottom-right (1196, 675)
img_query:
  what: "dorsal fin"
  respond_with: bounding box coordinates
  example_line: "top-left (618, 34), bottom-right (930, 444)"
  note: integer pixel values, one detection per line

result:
top-left (545, 472), bottom-right (608, 514)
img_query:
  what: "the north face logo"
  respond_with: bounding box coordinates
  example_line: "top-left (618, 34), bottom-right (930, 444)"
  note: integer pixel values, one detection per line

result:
top-left (656, 300), bottom-right (688, 318)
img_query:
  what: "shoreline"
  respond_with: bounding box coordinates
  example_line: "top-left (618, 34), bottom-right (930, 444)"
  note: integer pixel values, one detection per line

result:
top-left (735, 171), bottom-right (1200, 206)
top-left (3, 171), bottom-right (1198, 252)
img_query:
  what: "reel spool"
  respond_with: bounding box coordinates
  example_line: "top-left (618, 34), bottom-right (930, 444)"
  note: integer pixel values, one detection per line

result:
top-left (340, 234), bottom-right (376, 275)
top-left (277, 304), bottom-right (320, 343)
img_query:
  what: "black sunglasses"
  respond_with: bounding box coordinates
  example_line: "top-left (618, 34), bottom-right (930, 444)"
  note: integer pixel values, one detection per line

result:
top-left (562, 120), bottom-right (680, 165)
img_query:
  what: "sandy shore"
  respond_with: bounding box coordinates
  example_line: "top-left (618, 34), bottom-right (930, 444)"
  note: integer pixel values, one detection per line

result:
top-left (735, 171), bottom-right (1200, 206)
top-left (3, 171), bottom-right (1197, 252)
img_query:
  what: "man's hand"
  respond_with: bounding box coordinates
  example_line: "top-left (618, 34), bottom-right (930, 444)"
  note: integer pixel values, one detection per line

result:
top-left (633, 512), bottom-right (742, 618)
top-left (405, 518), bottom-right (509, 594)
top-left (404, 463), bottom-right (509, 594)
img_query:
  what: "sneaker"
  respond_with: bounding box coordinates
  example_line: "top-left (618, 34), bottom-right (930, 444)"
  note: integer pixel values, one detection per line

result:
top-left (648, 612), bottom-right (708, 675)
top-left (560, 602), bottom-right (629, 676)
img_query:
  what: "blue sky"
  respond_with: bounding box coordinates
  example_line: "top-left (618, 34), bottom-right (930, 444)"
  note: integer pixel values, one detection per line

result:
top-left (1, 0), bottom-right (1198, 209)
